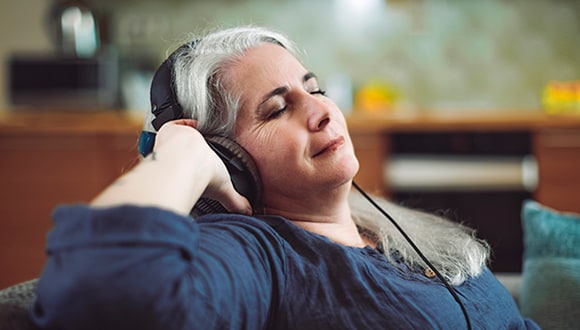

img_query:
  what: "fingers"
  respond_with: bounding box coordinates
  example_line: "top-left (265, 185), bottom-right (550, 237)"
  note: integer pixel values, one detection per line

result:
top-left (204, 181), bottom-right (253, 216)
top-left (155, 119), bottom-right (198, 136)
top-left (168, 119), bottom-right (198, 129)
top-left (153, 119), bottom-right (202, 151)
top-left (222, 192), bottom-right (253, 216)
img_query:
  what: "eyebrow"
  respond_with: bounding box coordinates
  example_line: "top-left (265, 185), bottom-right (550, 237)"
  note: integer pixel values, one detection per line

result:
top-left (258, 72), bottom-right (318, 107)
top-left (303, 71), bottom-right (317, 82)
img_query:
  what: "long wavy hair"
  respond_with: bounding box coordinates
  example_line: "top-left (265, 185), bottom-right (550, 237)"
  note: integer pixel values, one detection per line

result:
top-left (349, 192), bottom-right (490, 285)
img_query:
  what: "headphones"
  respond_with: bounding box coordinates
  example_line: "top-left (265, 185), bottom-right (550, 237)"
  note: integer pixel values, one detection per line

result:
top-left (138, 41), bottom-right (263, 216)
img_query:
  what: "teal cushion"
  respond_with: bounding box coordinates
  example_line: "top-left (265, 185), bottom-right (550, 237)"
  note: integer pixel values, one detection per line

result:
top-left (520, 200), bottom-right (580, 330)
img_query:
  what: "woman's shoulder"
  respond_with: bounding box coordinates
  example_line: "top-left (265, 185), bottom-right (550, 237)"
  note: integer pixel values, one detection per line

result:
top-left (197, 213), bottom-right (347, 257)
top-left (194, 213), bottom-right (292, 252)
top-left (196, 212), bottom-right (286, 226)
top-left (195, 213), bottom-right (289, 235)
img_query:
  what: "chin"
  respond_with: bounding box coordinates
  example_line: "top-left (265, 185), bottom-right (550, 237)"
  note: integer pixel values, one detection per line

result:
top-left (343, 155), bottom-right (360, 178)
top-left (330, 159), bottom-right (360, 189)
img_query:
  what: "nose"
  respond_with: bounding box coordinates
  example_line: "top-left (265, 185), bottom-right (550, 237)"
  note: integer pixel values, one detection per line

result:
top-left (306, 96), bottom-right (331, 131)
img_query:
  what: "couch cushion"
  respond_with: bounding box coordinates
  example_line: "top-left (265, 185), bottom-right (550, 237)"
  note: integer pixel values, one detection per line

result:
top-left (0, 279), bottom-right (39, 330)
top-left (520, 200), bottom-right (580, 329)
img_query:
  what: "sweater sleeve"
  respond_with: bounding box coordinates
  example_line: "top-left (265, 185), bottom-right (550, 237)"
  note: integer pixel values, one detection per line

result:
top-left (31, 205), bottom-right (285, 330)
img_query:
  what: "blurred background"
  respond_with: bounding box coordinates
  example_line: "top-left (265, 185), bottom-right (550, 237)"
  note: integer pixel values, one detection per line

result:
top-left (0, 0), bottom-right (579, 112)
top-left (0, 0), bottom-right (579, 288)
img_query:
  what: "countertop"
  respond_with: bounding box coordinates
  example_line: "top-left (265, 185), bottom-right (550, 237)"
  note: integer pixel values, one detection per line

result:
top-left (2, 109), bottom-right (580, 134)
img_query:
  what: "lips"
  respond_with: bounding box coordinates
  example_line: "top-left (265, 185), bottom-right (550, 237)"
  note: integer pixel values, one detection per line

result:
top-left (313, 136), bottom-right (345, 157)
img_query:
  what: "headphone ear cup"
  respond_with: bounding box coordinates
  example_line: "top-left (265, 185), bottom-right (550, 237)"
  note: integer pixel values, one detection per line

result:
top-left (192, 136), bottom-right (263, 216)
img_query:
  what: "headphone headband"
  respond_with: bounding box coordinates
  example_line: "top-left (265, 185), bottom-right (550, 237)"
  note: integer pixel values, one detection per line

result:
top-left (139, 41), bottom-right (197, 157)
top-left (150, 42), bottom-right (197, 130)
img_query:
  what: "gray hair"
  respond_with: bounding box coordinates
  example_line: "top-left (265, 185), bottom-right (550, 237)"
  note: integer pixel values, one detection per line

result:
top-left (349, 192), bottom-right (490, 285)
top-left (171, 26), bottom-right (297, 137)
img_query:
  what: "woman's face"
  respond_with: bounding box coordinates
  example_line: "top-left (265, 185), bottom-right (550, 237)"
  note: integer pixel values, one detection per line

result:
top-left (227, 43), bottom-right (359, 210)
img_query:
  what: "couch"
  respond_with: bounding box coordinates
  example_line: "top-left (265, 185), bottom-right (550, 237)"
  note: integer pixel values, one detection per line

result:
top-left (0, 279), bottom-right (38, 330)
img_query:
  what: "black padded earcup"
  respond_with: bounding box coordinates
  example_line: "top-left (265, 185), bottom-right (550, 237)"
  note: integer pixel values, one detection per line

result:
top-left (192, 136), bottom-right (263, 216)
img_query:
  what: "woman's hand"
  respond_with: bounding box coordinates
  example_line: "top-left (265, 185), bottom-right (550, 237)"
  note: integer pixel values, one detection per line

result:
top-left (91, 119), bottom-right (251, 216)
top-left (155, 119), bottom-right (252, 214)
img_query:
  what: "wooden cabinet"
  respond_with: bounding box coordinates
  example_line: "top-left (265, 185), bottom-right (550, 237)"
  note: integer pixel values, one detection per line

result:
top-left (533, 129), bottom-right (580, 213)
top-left (351, 128), bottom-right (390, 196)
top-left (0, 111), bottom-right (142, 288)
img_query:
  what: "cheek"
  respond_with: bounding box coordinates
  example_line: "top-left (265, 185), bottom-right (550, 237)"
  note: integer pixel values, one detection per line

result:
top-left (238, 128), bottom-right (283, 168)
top-left (237, 126), bottom-right (303, 179)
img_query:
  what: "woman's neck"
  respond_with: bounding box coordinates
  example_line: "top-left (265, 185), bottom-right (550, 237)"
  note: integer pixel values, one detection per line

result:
top-left (264, 186), bottom-right (373, 248)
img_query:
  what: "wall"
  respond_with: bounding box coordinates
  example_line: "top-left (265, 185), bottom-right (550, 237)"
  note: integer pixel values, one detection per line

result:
top-left (1, 0), bottom-right (579, 112)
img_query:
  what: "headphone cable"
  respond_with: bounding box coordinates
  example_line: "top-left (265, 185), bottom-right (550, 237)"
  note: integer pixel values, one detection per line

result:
top-left (352, 181), bottom-right (472, 330)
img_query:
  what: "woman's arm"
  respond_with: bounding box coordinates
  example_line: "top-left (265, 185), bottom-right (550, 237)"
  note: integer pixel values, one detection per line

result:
top-left (31, 206), bottom-right (283, 329)
top-left (91, 119), bottom-right (251, 215)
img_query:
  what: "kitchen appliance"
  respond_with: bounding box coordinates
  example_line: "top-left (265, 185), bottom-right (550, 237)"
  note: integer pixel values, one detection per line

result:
top-left (47, 0), bottom-right (100, 58)
top-left (8, 52), bottom-right (118, 109)
top-left (7, 1), bottom-right (118, 109)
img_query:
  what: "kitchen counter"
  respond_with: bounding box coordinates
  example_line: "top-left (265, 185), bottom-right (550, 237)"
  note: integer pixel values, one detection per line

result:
top-left (2, 108), bottom-right (579, 132)
top-left (0, 110), bottom-right (144, 133)
top-left (346, 109), bottom-right (580, 132)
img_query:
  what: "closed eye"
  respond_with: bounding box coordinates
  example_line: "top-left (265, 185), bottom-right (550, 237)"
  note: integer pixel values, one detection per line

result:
top-left (265, 89), bottom-right (326, 121)
top-left (267, 105), bottom-right (287, 120)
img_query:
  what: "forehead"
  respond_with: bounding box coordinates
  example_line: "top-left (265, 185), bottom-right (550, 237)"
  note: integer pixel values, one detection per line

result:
top-left (236, 42), bottom-right (303, 73)
top-left (226, 43), bottom-right (308, 96)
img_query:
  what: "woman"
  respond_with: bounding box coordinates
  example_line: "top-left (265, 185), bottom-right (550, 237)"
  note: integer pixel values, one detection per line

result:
top-left (31, 26), bottom-right (539, 329)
